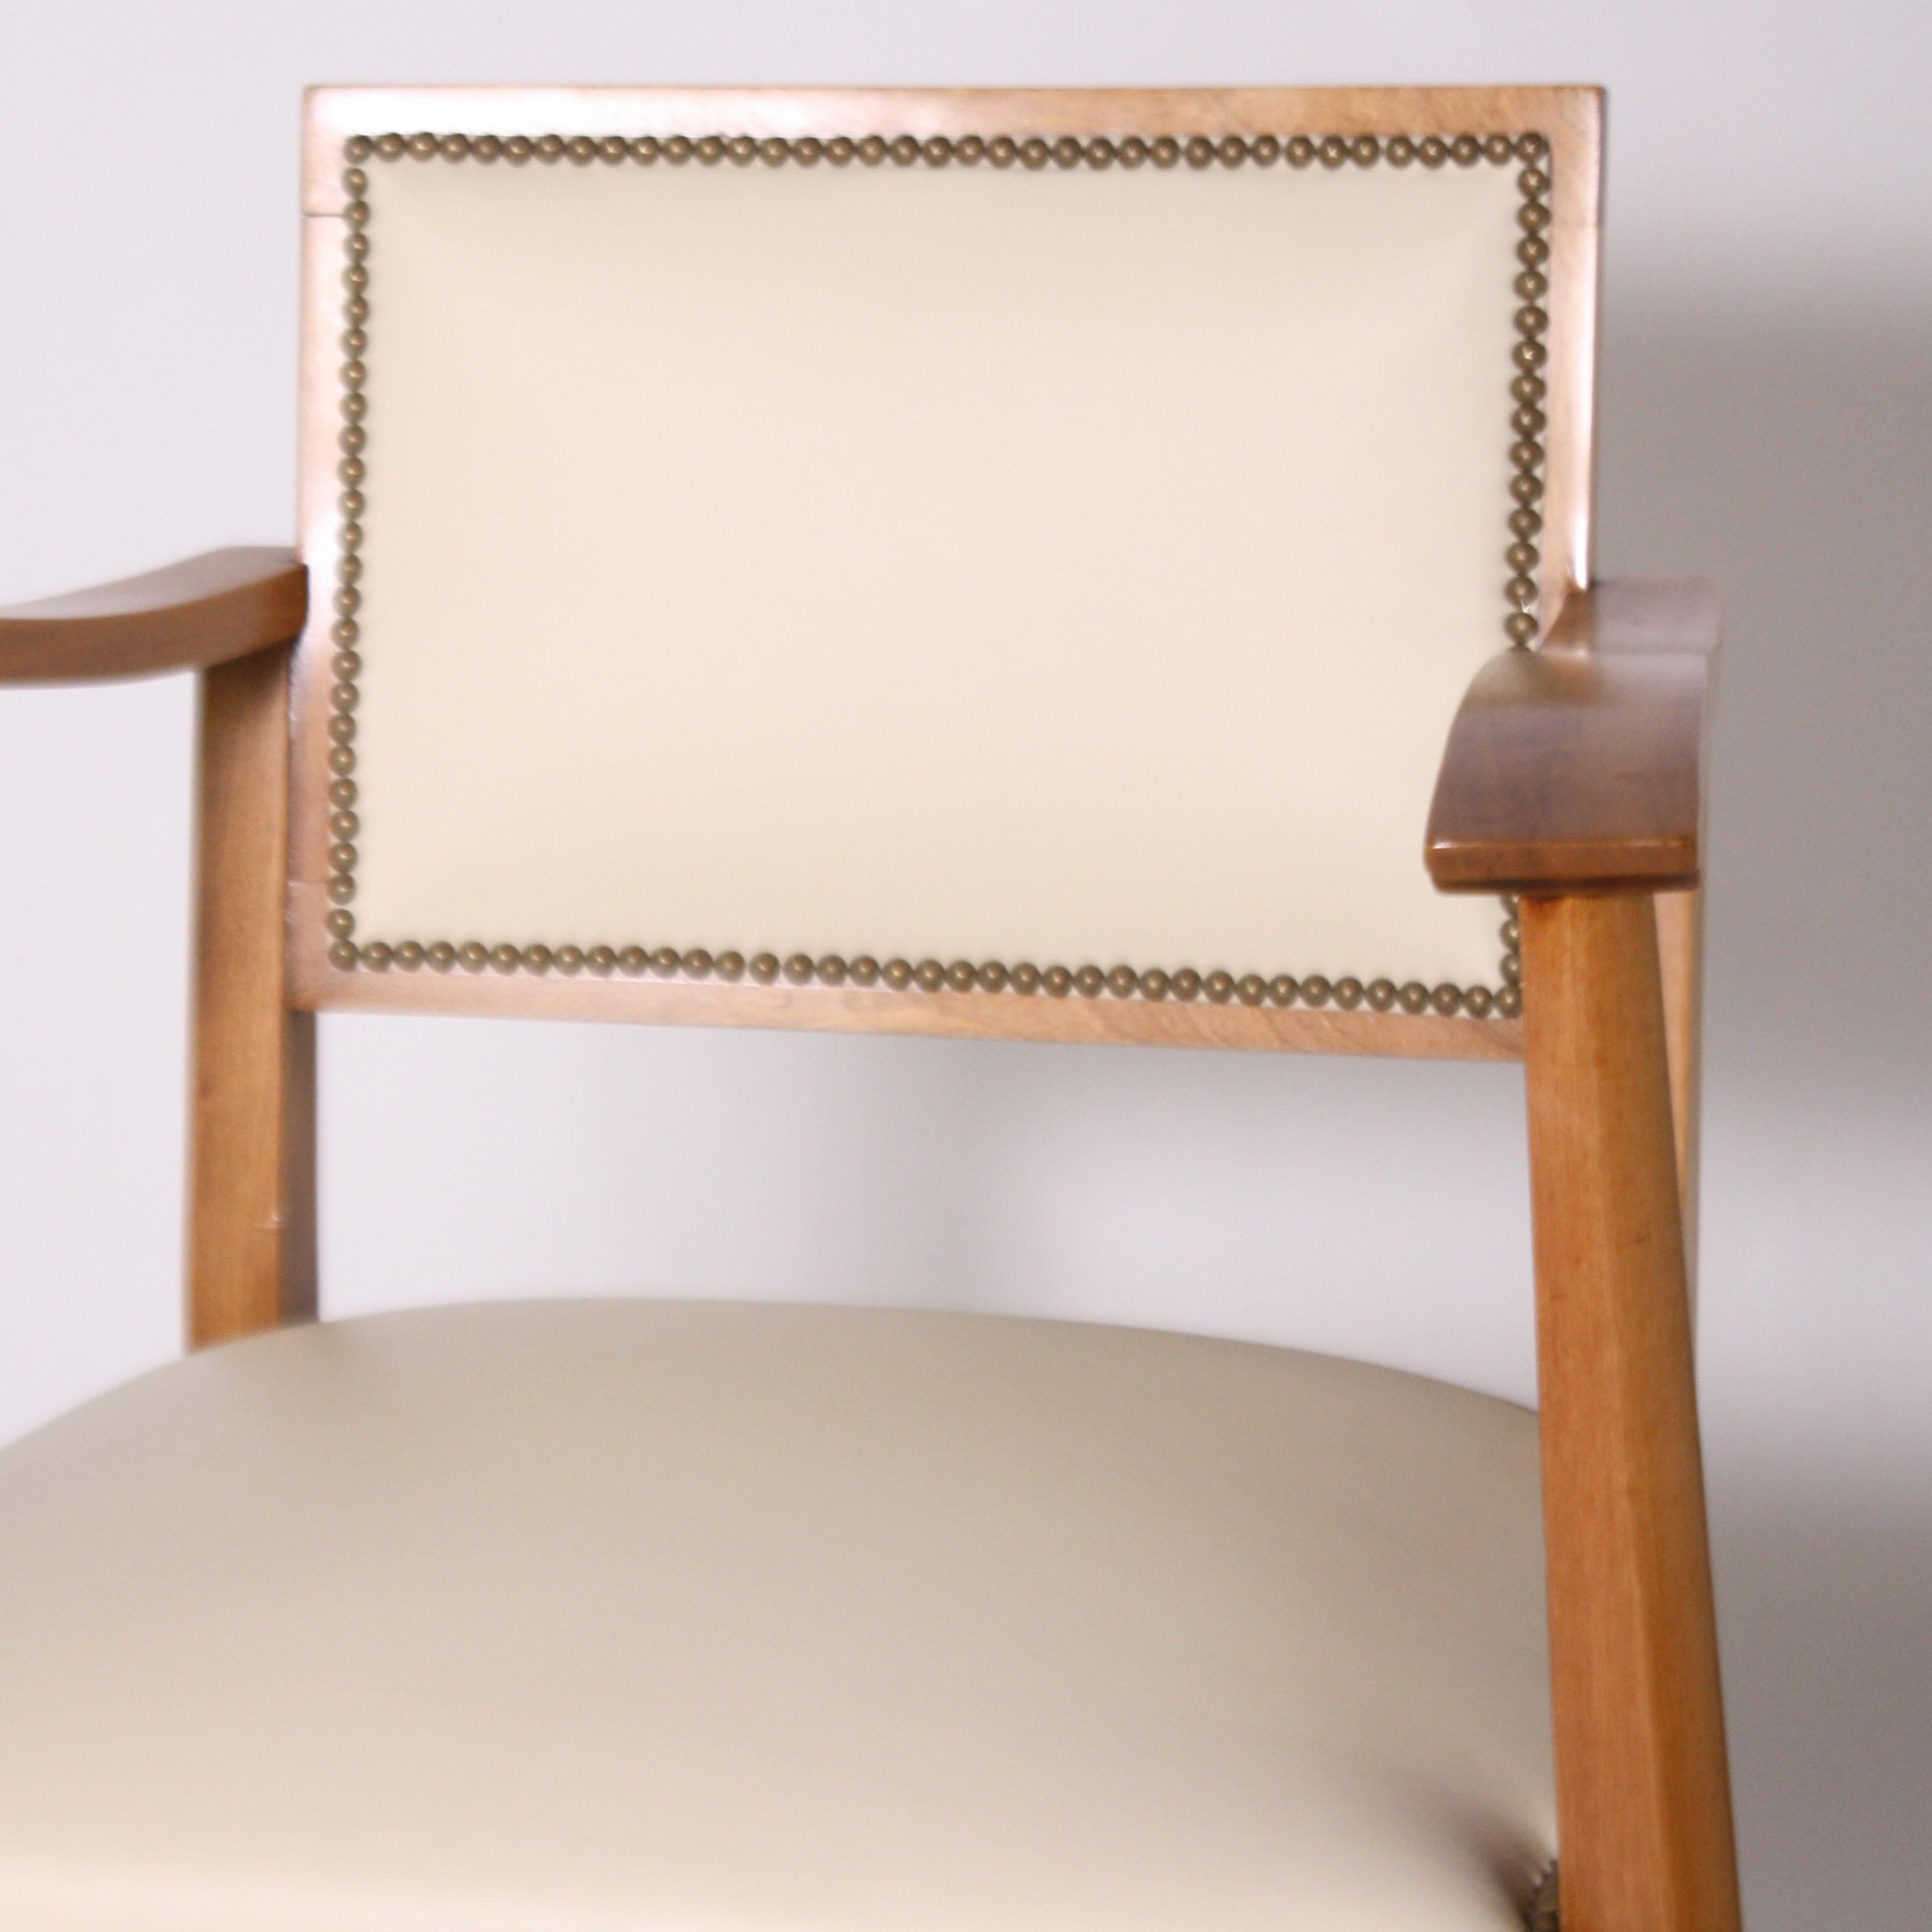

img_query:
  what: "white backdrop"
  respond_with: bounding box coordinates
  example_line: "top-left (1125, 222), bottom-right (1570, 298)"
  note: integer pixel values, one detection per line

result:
top-left (2, 6), bottom-right (1928, 1928)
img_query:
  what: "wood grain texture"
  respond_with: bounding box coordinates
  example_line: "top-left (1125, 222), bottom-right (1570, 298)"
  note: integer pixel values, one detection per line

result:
top-left (1426, 579), bottom-right (1718, 894)
top-left (1655, 886), bottom-right (1705, 1304)
top-left (1546, 576), bottom-right (1721, 657)
top-left (1521, 892), bottom-right (1740, 1932)
top-left (188, 645), bottom-right (317, 1347)
top-left (283, 879), bottom-right (1524, 1060)
top-left (291, 85), bottom-right (1598, 1055)
top-left (0, 548), bottom-right (306, 683)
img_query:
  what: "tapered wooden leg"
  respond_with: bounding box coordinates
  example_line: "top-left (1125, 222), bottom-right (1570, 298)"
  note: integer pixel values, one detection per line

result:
top-left (186, 645), bottom-right (316, 1346)
top-left (1520, 892), bottom-right (1739, 1932)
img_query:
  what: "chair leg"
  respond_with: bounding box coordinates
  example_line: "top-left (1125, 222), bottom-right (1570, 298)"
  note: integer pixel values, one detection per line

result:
top-left (186, 645), bottom-right (317, 1347)
top-left (1520, 892), bottom-right (1740, 1932)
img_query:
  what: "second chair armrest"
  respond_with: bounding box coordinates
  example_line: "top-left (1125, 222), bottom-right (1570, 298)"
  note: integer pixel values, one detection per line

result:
top-left (0, 548), bottom-right (308, 684)
top-left (1425, 577), bottom-right (1718, 895)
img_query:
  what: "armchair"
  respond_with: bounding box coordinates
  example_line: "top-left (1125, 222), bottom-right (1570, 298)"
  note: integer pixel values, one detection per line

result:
top-left (0, 86), bottom-right (1737, 1932)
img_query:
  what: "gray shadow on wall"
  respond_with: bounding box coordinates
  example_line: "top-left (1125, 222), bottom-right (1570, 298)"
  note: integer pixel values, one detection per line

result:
top-left (1596, 293), bottom-right (1932, 1104)
top-left (1708, 1471), bottom-right (1932, 1932)
top-left (1597, 297), bottom-right (1932, 1931)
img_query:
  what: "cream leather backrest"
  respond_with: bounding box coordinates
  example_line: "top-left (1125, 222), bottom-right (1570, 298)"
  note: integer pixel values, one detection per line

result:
top-left (292, 90), bottom-right (1600, 1057)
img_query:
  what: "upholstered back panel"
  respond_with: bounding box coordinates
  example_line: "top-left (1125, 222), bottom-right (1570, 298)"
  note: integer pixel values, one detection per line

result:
top-left (295, 92), bottom-right (1599, 1049)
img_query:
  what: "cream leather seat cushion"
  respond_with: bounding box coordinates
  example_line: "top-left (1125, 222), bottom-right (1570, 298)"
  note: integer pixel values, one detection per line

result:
top-left (0, 1302), bottom-right (1554, 1931)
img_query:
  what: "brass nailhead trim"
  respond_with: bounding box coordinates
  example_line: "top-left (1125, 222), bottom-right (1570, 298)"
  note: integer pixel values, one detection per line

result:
top-left (327, 129), bottom-right (1534, 1015)
top-left (1506, 139), bottom-right (1554, 649)
top-left (325, 161), bottom-right (373, 926)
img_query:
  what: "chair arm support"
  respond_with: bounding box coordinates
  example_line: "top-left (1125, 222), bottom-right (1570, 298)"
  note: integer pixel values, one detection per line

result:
top-left (0, 547), bottom-right (308, 684)
top-left (1425, 577), bottom-right (1718, 895)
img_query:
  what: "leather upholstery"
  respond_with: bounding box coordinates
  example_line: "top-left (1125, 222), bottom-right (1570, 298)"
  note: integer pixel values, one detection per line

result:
top-left (0, 1302), bottom-right (1554, 1929)
top-left (344, 153), bottom-right (1520, 988)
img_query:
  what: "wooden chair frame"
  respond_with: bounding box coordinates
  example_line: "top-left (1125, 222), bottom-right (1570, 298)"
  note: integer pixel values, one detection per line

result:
top-left (0, 85), bottom-right (1737, 1932)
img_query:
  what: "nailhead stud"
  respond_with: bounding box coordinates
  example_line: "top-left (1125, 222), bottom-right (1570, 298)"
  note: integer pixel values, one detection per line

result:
top-left (331, 127), bottom-right (1534, 1017)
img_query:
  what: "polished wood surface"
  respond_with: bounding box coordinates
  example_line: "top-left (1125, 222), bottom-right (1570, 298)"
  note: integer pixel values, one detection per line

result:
top-left (1521, 892), bottom-right (1740, 1932)
top-left (187, 645), bottom-right (317, 1346)
top-left (291, 85), bottom-right (1599, 1053)
top-left (1655, 886), bottom-right (1706, 1301)
top-left (283, 880), bottom-right (1525, 1062)
top-left (1426, 578), bottom-right (1718, 895)
top-left (0, 548), bottom-right (307, 684)
top-left (1546, 575), bottom-right (1722, 657)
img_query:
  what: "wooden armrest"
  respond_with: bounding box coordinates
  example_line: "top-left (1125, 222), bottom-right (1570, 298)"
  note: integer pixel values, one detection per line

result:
top-left (0, 548), bottom-right (308, 684)
top-left (1425, 577), bottom-right (1718, 894)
